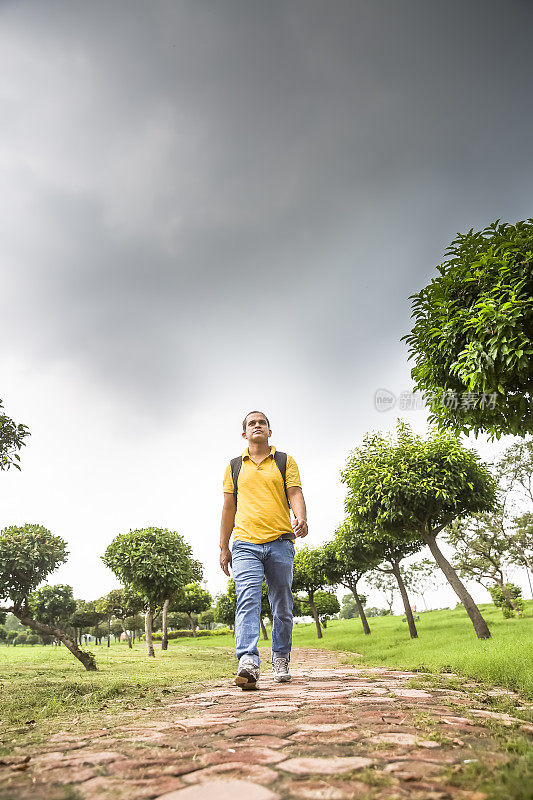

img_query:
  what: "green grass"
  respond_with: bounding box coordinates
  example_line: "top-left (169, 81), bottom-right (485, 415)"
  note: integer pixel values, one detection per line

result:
top-left (1, 601), bottom-right (532, 732)
top-left (164, 601), bottom-right (533, 698)
top-left (0, 642), bottom-right (235, 729)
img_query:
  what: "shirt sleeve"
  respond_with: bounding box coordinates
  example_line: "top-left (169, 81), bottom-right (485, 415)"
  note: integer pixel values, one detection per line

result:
top-left (285, 455), bottom-right (301, 488)
top-left (223, 463), bottom-right (234, 493)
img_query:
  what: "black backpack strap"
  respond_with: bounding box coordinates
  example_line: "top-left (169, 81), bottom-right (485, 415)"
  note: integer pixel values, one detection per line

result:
top-left (230, 456), bottom-right (242, 507)
top-left (273, 451), bottom-right (291, 510)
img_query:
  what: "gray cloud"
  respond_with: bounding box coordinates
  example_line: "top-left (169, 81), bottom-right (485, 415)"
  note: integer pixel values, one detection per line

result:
top-left (1, 0), bottom-right (532, 417)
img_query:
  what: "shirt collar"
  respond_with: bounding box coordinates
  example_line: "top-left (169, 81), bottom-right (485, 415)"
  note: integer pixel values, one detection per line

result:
top-left (242, 445), bottom-right (276, 461)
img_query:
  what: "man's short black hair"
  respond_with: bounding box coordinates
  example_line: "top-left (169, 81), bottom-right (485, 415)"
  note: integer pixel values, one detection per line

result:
top-left (242, 411), bottom-right (270, 432)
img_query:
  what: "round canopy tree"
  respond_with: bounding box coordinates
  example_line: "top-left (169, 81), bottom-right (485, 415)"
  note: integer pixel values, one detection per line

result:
top-left (341, 420), bottom-right (497, 639)
top-left (102, 527), bottom-right (199, 657)
top-left (0, 524), bottom-right (96, 669)
top-left (292, 546), bottom-right (331, 639)
top-left (170, 583), bottom-right (212, 637)
top-left (402, 219), bottom-right (533, 439)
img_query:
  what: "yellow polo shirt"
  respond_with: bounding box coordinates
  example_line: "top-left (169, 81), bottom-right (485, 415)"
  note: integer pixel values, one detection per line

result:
top-left (223, 446), bottom-right (301, 544)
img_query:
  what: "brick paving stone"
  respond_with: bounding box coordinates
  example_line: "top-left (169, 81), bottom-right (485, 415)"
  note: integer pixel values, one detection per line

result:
top-left (367, 733), bottom-right (440, 748)
top-left (181, 762), bottom-right (279, 785)
top-left (201, 746), bottom-right (286, 767)
top-left (279, 778), bottom-right (369, 799)
top-left (393, 689), bottom-right (432, 699)
top-left (297, 723), bottom-right (355, 732)
top-left (277, 756), bottom-right (373, 775)
top-left (383, 760), bottom-right (445, 780)
top-left (155, 778), bottom-right (280, 799)
top-left (231, 735), bottom-right (291, 749)
top-left (225, 721), bottom-right (294, 737)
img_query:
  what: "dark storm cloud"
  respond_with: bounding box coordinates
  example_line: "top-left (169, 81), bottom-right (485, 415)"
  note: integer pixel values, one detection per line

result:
top-left (1, 0), bottom-right (532, 409)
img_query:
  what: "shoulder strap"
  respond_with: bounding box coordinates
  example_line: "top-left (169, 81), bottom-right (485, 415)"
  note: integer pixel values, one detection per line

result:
top-left (230, 456), bottom-right (242, 507)
top-left (273, 451), bottom-right (291, 510)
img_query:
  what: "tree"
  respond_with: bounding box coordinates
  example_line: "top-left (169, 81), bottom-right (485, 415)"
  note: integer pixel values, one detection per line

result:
top-left (102, 527), bottom-right (199, 657)
top-left (446, 511), bottom-right (522, 613)
top-left (493, 438), bottom-right (533, 576)
top-left (96, 588), bottom-right (143, 649)
top-left (341, 420), bottom-right (497, 639)
top-left (0, 399), bottom-right (30, 471)
top-left (365, 536), bottom-right (422, 639)
top-left (125, 614), bottom-right (144, 643)
top-left (301, 590), bottom-right (339, 627)
top-left (70, 609), bottom-right (104, 646)
top-left (489, 583), bottom-right (525, 618)
top-left (198, 609), bottom-right (215, 629)
top-left (214, 580), bottom-right (237, 631)
top-left (340, 594), bottom-right (357, 619)
top-left (0, 524), bottom-right (96, 669)
top-left (292, 546), bottom-right (331, 638)
top-left (402, 558), bottom-right (442, 610)
top-left (401, 219), bottom-right (533, 439)
top-left (323, 524), bottom-right (380, 635)
top-left (365, 570), bottom-right (397, 616)
top-left (170, 583), bottom-right (212, 637)
top-left (29, 585), bottom-right (76, 632)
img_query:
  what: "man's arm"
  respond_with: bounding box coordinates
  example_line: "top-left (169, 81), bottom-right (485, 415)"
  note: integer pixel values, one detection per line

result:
top-left (220, 493), bottom-right (236, 575)
top-left (287, 486), bottom-right (308, 538)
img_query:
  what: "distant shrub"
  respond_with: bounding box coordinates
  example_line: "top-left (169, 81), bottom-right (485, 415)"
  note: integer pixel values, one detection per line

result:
top-left (489, 583), bottom-right (525, 618)
top-left (26, 634), bottom-right (41, 645)
top-left (15, 633), bottom-right (27, 644)
top-left (151, 628), bottom-right (231, 641)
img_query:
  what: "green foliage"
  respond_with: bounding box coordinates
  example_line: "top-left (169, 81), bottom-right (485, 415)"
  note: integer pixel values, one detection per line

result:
top-left (489, 583), bottom-right (525, 618)
top-left (152, 628), bottom-right (230, 640)
top-left (15, 633), bottom-right (27, 645)
top-left (214, 580), bottom-right (236, 628)
top-left (340, 593), bottom-right (360, 619)
top-left (101, 528), bottom-right (198, 610)
top-left (26, 634), bottom-right (40, 645)
top-left (28, 585), bottom-right (76, 627)
top-left (447, 510), bottom-right (512, 588)
top-left (341, 420), bottom-right (497, 537)
top-left (301, 590), bottom-right (340, 620)
top-left (171, 583), bottom-right (212, 616)
top-left (323, 522), bottom-right (381, 590)
top-left (0, 524), bottom-right (68, 611)
top-left (292, 546), bottom-right (330, 594)
top-left (0, 398), bottom-right (30, 471)
top-left (401, 219), bottom-right (533, 438)
top-left (198, 609), bottom-right (215, 628)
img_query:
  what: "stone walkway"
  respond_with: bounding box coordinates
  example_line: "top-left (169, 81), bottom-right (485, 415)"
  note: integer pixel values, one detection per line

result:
top-left (1, 648), bottom-right (531, 800)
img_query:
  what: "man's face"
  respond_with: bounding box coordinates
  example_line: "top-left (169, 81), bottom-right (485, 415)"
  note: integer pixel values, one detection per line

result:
top-left (242, 413), bottom-right (271, 444)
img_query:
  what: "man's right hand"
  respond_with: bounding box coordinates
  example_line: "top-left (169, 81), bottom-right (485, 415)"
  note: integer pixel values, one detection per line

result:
top-left (220, 546), bottom-right (232, 576)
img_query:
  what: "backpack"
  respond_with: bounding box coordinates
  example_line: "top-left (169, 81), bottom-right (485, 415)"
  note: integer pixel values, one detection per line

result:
top-left (230, 451), bottom-right (291, 510)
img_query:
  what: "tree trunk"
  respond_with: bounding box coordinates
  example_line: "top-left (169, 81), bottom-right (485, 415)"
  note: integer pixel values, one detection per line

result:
top-left (188, 612), bottom-right (197, 637)
top-left (161, 598), bottom-right (170, 650)
top-left (308, 592), bottom-right (323, 639)
top-left (390, 561), bottom-right (418, 639)
top-left (120, 619), bottom-right (133, 648)
top-left (423, 531), bottom-right (491, 639)
top-left (145, 608), bottom-right (155, 657)
top-left (349, 581), bottom-right (371, 635)
top-left (260, 618), bottom-right (268, 640)
top-left (107, 618), bottom-right (111, 648)
top-left (16, 612), bottom-right (97, 671)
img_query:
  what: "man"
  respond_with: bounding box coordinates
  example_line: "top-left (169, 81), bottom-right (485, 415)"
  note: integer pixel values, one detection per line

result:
top-left (220, 411), bottom-right (308, 689)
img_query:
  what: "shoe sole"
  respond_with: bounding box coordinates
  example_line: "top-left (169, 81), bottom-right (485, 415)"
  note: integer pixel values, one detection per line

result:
top-left (235, 668), bottom-right (259, 689)
top-left (273, 675), bottom-right (291, 683)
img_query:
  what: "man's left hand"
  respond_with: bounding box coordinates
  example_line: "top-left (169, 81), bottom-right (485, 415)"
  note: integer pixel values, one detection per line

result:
top-left (292, 517), bottom-right (308, 538)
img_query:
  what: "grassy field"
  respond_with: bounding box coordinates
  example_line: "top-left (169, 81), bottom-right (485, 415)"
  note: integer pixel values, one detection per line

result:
top-left (1, 601), bottom-right (532, 728)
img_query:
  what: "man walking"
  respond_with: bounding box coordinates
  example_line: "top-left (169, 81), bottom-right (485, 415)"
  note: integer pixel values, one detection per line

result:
top-left (220, 411), bottom-right (308, 689)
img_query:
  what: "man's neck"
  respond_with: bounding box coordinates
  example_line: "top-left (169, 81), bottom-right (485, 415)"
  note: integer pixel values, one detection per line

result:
top-left (247, 440), bottom-right (271, 461)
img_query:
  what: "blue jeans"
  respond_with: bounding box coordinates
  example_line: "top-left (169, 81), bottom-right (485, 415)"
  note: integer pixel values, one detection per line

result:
top-left (232, 537), bottom-right (295, 667)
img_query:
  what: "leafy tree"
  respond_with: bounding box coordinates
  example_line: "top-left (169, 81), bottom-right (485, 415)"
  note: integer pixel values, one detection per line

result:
top-left (26, 634), bottom-right (40, 645)
top-left (170, 583), bottom-right (212, 637)
top-left (15, 633), bottom-right (27, 645)
top-left (102, 528), bottom-right (199, 657)
top-left (96, 588), bottom-right (144, 649)
top-left (0, 399), bottom-right (30, 471)
top-left (401, 219), bottom-right (533, 439)
top-left (323, 524), bottom-right (379, 635)
top-left (341, 420), bottom-right (497, 639)
top-left (447, 511), bottom-right (522, 613)
top-left (340, 593), bottom-right (360, 619)
top-left (0, 524), bottom-right (96, 669)
top-left (214, 580), bottom-right (236, 630)
top-left (70, 609), bottom-right (103, 645)
top-left (125, 614), bottom-right (144, 643)
top-left (198, 609), bottom-right (215, 629)
top-left (489, 583), bottom-right (525, 618)
top-left (29, 585), bottom-right (76, 630)
top-left (493, 438), bottom-right (533, 575)
top-left (301, 590), bottom-right (339, 627)
top-left (365, 536), bottom-right (422, 638)
top-left (292, 546), bottom-right (331, 638)
top-left (402, 558), bottom-right (442, 610)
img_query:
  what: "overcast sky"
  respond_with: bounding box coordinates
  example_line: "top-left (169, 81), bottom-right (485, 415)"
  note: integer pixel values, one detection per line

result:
top-left (1, 0), bottom-right (532, 611)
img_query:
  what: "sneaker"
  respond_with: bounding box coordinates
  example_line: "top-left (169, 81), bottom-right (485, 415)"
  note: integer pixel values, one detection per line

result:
top-left (272, 656), bottom-right (291, 683)
top-left (235, 658), bottom-right (260, 690)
